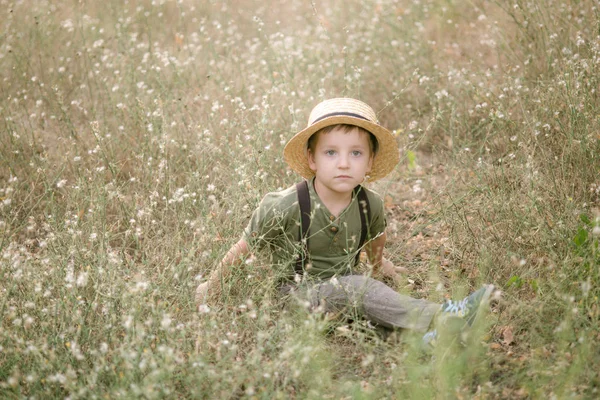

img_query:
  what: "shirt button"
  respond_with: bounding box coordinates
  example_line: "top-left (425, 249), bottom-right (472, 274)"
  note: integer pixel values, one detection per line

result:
top-left (330, 226), bottom-right (338, 233)
top-left (329, 215), bottom-right (335, 221)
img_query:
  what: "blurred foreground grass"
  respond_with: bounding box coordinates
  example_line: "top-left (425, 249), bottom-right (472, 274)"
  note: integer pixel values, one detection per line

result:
top-left (1, 0), bottom-right (599, 398)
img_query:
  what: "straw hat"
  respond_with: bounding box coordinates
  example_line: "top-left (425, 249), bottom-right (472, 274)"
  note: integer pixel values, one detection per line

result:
top-left (283, 98), bottom-right (399, 182)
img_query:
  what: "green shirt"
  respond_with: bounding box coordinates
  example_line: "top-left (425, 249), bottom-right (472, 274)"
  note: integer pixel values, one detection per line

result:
top-left (243, 179), bottom-right (386, 279)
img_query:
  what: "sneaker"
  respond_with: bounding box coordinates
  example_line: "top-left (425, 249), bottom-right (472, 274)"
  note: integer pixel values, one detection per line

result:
top-left (439, 284), bottom-right (495, 326)
top-left (421, 284), bottom-right (494, 350)
top-left (421, 329), bottom-right (438, 349)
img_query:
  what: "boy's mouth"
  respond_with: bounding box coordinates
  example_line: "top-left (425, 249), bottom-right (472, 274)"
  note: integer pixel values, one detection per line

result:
top-left (335, 175), bottom-right (352, 179)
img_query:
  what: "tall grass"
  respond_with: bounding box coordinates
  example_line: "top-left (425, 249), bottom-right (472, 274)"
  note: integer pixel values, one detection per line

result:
top-left (1, 0), bottom-right (599, 398)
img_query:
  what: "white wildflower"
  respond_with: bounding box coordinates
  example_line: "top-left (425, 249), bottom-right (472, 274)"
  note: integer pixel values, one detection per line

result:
top-left (76, 272), bottom-right (88, 287)
top-left (123, 315), bottom-right (133, 330)
top-left (161, 314), bottom-right (172, 329)
top-left (198, 304), bottom-right (210, 313)
top-left (100, 342), bottom-right (109, 353)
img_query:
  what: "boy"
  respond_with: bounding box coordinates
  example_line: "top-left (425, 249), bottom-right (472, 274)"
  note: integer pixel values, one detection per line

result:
top-left (196, 98), bottom-right (494, 342)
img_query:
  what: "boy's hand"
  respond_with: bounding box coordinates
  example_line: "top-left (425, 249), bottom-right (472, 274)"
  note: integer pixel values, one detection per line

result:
top-left (195, 282), bottom-right (210, 310)
top-left (380, 258), bottom-right (408, 279)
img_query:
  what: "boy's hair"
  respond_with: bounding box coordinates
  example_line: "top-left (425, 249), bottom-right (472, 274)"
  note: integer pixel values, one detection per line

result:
top-left (307, 124), bottom-right (379, 156)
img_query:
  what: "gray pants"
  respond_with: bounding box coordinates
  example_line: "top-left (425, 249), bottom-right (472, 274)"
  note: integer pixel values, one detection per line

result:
top-left (297, 275), bottom-right (440, 332)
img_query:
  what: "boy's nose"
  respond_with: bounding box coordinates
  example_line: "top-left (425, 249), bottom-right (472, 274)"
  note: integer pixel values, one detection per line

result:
top-left (338, 154), bottom-right (349, 168)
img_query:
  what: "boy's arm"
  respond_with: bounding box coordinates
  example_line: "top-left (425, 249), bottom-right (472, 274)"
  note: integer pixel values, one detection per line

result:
top-left (195, 238), bottom-right (250, 307)
top-left (366, 232), bottom-right (407, 279)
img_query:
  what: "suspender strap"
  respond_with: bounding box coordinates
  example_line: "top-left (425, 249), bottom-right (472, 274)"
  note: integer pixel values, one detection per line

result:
top-left (354, 185), bottom-right (371, 264)
top-left (296, 180), bottom-right (311, 273)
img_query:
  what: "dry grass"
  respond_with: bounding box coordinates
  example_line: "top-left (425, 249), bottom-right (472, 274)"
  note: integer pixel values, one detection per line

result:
top-left (1, 0), bottom-right (600, 398)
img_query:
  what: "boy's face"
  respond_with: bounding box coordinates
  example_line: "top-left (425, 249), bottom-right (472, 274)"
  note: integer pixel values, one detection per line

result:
top-left (307, 126), bottom-right (374, 197)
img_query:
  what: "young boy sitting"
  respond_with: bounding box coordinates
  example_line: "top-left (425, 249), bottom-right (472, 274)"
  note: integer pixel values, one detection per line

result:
top-left (196, 98), bottom-right (494, 344)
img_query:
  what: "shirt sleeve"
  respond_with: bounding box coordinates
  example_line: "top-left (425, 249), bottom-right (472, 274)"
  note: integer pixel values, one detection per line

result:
top-left (242, 192), bottom-right (292, 251)
top-left (366, 190), bottom-right (387, 239)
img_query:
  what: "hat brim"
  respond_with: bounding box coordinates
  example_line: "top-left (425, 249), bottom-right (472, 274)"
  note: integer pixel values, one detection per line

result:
top-left (283, 115), bottom-right (399, 182)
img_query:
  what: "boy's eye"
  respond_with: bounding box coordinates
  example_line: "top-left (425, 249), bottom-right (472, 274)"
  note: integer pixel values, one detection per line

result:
top-left (325, 150), bottom-right (336, 156)
top-left (351, 150), bottom-right (362, 157)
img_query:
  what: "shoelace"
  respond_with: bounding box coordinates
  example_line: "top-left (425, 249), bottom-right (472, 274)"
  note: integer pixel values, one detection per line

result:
top-left (442, 297), bottom-right (469, 317)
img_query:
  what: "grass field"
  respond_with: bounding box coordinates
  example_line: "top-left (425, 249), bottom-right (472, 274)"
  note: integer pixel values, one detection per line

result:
top-left (1, 0), bottom-right (600, 398)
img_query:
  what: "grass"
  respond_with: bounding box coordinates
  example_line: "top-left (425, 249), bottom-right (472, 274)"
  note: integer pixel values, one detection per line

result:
top-left (1, 0), bottom-right (600, 398)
